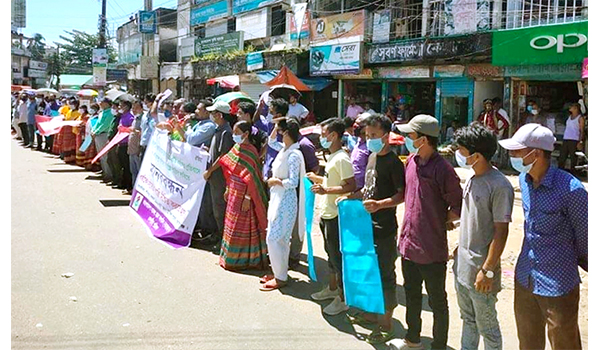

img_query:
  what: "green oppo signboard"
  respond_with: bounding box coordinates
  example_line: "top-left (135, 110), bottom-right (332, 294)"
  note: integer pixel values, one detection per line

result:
top-left (492, 21), bottom-right (587, 66)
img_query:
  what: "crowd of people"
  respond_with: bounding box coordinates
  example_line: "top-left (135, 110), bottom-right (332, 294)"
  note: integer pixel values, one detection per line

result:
top-left (11, 88), bottom-right (588, 349)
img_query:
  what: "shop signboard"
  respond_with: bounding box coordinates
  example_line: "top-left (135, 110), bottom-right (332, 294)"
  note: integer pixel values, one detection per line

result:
top-left (180, 37), bottom-right (196, 58)
top-left (466, 63), bottom-right (503, 78)
top-left (376, 66), bottom-right (430, 79)
top-left (195, 32), bottom-right (244, 57)
top-left (29, 60), bottom-right (48, 71)
top-left (311, 10), bottom-right (366, 44)
top-left (290, 3), bottom-right (310, 40)
top-left (434, 65), bottom-right (465, 78)
top-left (310, 42), bottom-right (361, 76)
top-left (582, 58), bottom-right (588, 79)
top-left (92, 48), bottom-right (108, 68)
top-left (372, 10), bottom-right (391, 43)
top-left (140, 56), bottom-right (158, 79)
top-left (93, 66), bottom-right (107, 85)
top-left (368, 33), bottom-right (491, 64)
top-left (492, 21), bottom-right (587, 66)
top-left (444, 0), bottom-right (490, 35)
top-left (246, 52), bottom-right (264, 71)
top-left (504, 63), bottom-right (583, 80)
top-left (107, 69), bottom-right (128, 81)
top-left (334, 68), bottom-right (374, 80)
top-left (233, 0), bottom-right (278, 15)
top-left (27, 68), bottom-right (47, 78)
top-left (138, 10), bottom-right (157, 34)
top-left (12, 72), bottom-right (23, 80)
top-left (190, 0), bottom-right (229, 26)
top-left (236, 8), bottom-right (268, 40)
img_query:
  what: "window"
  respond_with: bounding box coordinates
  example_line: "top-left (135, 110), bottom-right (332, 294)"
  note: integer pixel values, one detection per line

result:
top-left (504, 0), bottom-right (586, 29)
top-left (390, 0), bottom-right (423, 39)
top-left (227, 18), bottom-right (236, 33)
top-left (195, 25), bottom-right (206, 39)
top-left (271, 5), bottom-right (286, 37)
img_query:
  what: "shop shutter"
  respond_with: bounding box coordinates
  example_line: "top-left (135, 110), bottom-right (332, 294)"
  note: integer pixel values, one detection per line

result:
top-left (240, 83), bottom-right (270, 103)
top-left (440, 78), bottom-right (473, 97)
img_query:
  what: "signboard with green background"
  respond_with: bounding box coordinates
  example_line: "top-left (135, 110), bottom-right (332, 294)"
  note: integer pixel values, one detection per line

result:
top-left (195, 32), bottom-right (244, 57)
top-left (492, 21), bottom-right (587, 66)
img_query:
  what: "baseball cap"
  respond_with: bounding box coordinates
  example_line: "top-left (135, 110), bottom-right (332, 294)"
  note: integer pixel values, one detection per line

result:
top-left (394, 114), bottom-right (440, 137)
top-left (206, 100), bottom-right (231, 114)
top-left (498, 123), bottom-right (556, 152)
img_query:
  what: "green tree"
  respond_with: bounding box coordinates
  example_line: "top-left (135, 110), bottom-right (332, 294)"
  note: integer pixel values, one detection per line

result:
top-left (27, 33), bottom-right (46, 61)
top-left (58, 30), bottom-right (117, 70)
top-left (46, 51), bottom-right (65, 89)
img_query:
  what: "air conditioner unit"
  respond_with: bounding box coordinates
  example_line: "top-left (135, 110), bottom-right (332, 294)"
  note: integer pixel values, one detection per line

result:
top-left (395, 18), bottom-right (408, 39)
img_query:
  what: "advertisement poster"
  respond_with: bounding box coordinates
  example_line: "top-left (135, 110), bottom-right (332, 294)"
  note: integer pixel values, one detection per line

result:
top-left (246, 52), bottom-right (264, 71)
top-left (290, 3), bottom-right (310, 40)
top-left (195, 32), bottom-right (244, 57)
top-left (310, 42), bottom-right (361, 76)
top-left (138, 10), bottom-right (157, 34)
top-left (310, 10), bottom-right (365, 43)
top-left (130, 130), bottom-right (209, 248)
top-left (93, 66), bottom-right (107, 86)
top-left (372, 10), bottom-right (391, 43)
top-left (92, 48), bottom-right (108, 67)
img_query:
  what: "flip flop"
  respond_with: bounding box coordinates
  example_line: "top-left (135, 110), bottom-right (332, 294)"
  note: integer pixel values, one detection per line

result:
top-left (346, 313), bottom-right (376, 326)
top-left (259, 279), bottom-right (287, 292)
top-left (366, 327), bottom-right (394, 345)
top-left (259, 274), bottom-right (275, 284)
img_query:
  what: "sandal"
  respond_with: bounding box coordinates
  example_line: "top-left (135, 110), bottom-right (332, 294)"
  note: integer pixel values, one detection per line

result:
top-left (259, 279), bottom-right (287, 292)
top-left (346, 313), bottom-right (376, 326)
top-left (259, 274), bottom-right (275, 284)
top-left (366, 327), bottom-right (394, 345)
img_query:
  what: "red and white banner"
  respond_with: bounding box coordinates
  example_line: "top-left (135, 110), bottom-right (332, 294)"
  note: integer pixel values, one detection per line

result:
top-left (91, 130), bottom-right (130, 164)
top-left (36, 116), bottom-right (83, 136)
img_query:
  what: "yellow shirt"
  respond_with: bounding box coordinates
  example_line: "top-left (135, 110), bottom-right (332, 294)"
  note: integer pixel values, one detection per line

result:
top-left (59, 105), bottom-right (70, 116)
top-left (321, 149), bottom-right (354, 220)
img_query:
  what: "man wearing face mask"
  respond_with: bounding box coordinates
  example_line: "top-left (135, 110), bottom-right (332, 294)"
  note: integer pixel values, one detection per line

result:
top-left (452, 123), bottom-right (514, 350)
top-left (91, 98), bottom-right (115, 184)
top-left (116, 100), bottom-right (135, 194)
top-left (197, 101), bottom-right (235, 249)
top-left (499, 123), bottom-right (587, 350)
top-left (127, 100), bottom-right (144, 184)
top-left (139, 94), bottom-right (157, 160)
top-left (393, 114), bottom-right (463, 350)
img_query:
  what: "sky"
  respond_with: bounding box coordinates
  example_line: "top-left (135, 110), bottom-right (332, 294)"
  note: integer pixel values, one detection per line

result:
top-left (20, 0), bottom-right (178, 47)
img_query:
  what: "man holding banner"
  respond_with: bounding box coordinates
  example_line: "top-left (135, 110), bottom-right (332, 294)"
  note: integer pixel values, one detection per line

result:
top-left (91, 98), bottom-right (115, 184)
top-left (341, 114), bottom-right (405, 344)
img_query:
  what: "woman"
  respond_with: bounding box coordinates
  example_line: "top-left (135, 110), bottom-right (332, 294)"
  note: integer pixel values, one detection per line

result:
top-left (260, 118), bottom-right (306, 291)
top-left (62, 100), bottom-right (81, 163)
top-left (558, 103), bottom-right (586, 173)
top-left (51, 101), bottom-right (71, 155)
top-left (212, 121), bottom-right (269, 271)
top-left (74, 105), bottom-right (90, 167)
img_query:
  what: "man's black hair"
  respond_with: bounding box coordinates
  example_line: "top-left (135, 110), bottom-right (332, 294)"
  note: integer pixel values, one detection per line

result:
top-left (145, 94), bottom-right (156, 103)
top-left (453, 122), bottom-right (498, 161)
top-left (270, 98), bottom-right (289, 116)
top-left (121, 100), bottom-right (132, 110)
top-left (365, 113), bottom-right (392, 133)
top-left (277, 117), bottom-right (301, 143)
top-left (183, 102), bottom-right (196, 113)
top-left (238, 101), bottom-right (256, 116)
top-left (342, 116), bottom-right (354, 129)
top-left (321, 118), bottom-right (346, 139)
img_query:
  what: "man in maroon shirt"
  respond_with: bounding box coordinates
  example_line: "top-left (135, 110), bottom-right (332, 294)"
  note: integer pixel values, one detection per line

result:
top-left (394, 115), bottom-right (463, 350)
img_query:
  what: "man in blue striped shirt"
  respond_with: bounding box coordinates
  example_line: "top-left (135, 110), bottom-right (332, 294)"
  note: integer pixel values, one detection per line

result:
top-left (499, 124), bottom-right (587, 350)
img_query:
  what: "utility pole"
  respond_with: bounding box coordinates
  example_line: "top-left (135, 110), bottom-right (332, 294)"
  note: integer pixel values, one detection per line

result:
top-left (99, 0), bottom-right (107, 48)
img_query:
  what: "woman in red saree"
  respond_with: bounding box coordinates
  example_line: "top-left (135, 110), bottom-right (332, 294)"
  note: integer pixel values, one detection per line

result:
top-left (74, 105), bottom-right (89, 167)
top-left (216, 121), bottom-right (269, 271)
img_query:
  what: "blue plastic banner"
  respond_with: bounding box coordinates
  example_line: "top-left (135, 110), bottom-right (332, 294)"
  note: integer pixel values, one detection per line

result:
top-left (338, 199), bottom-right (385, 315)
top-left (303, 177), bottom-right (317, 281)
top-left (79, 135), bottom-right (93, 152)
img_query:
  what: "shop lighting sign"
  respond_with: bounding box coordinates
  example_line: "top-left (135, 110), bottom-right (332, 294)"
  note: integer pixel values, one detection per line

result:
top-left (138, 11), bottom-right (157, 34)
top-left (310, 42), bottom-right (362, 76)
top-left (492, 21), bottom-right (587, 66)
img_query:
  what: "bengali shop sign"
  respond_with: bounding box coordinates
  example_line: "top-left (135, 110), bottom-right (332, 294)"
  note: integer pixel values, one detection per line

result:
top-left (311, 10), bottom-right (366, 43)
top-left (310, 42), bottom-right (361, 76)
top-left (130, 130), bottom-right (209, 248)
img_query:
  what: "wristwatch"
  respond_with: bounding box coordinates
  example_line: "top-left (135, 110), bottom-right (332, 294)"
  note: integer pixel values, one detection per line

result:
top-left (481, 268), bottom-right (494, 279)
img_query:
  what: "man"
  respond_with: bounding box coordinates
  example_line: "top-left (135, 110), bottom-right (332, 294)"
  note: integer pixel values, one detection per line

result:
top-left (350, 114), bottom-right (371, 192)
top-left (287, 94), bottom-right (309, 122)
top-left (396, 100), bottom-right (411, 124)
top-left (452, 122), bottom-right (515, 350)
top-left (363, 102), bottom-right (376, 116)
top-left (139, 94), bottom-right (157, 160)
top-left (26, 94), bottom-right (38, 148)
top-left (127, 100), bottom-right (144, 185)
top-left (117, 100), bottom-right (135, 194)
top-left (198, 100), bottom-right (235, 249)
top-left (499, 123), bottom-right (587, 350)
top-left (308, 118), bottom-right (356, 316)
top-left (18, 94), bottom-right (29, 147)
top-left (237, 101), bottom-right (267, 156)
top-left (344, 113), bottom-right (405, 344)
top-left (492, 97), bottom-right (510, 139)
top-left (91, 98), bottom-right (115, 184)
top-left (478, 99), bottom-right (508, 138)
top-left (107, 101), bottom-right (123, 188)
top-left (346, 97), bottom-right (364, 120)
top-left (394, 114), bottom-right (463, 350)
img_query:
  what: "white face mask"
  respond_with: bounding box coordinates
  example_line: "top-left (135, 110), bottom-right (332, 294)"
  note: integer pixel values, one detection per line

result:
top-left (78, 109), bottom-right (85, 114)
top-left (118, 109), bottom-right (124, 114)
top-left (111, 108), bottom-right (118, 114)
top-left (531, 109), bottom-right (539, 115)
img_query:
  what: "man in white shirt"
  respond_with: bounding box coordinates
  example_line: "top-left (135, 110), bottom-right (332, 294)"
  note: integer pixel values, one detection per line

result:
top-left (287, 94), bottom-right (309, 122)
top-left (18, 95), bottom-right (29, 146)
top-left (364, 102), bottom-right (376, 116)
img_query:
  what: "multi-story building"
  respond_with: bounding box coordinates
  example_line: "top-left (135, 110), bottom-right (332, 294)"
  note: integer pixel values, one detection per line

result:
top-left (11, 31), bottom-right (31, 87)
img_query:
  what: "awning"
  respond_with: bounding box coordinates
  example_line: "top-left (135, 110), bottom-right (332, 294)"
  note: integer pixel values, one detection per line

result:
top-left (265, 66), bottom-right (311, 91)
top-left (256, 70), bottom-right (333, 92)
top-left (207, 75), bottom-right (239, 89)
top-left (182, 62), bottom-right (194, 80)
top-left (160, 62), bottom-right (181, 81)
top-left (51, 75), bottom-right (93, 88)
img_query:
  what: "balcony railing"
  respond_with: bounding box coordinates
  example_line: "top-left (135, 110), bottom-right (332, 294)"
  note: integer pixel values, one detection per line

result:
top-left (505, 0), bottom-right (587, 29)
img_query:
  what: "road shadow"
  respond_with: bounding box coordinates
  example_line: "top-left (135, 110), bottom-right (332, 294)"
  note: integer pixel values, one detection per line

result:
top-left (396, 285), bottom-right (433, 313)
top-left (99, 199), bottom-right (131, 207)
top-left (47, 168), bottom-right (89, 173)
top-left (85, 174), bottom-right (104, 181)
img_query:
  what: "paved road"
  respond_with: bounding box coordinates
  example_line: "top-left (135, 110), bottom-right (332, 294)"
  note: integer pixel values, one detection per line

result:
top-left (11, 138), bottom-right (587, 350)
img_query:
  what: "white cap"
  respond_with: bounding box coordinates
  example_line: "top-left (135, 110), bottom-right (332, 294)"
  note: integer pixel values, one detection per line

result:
top-left (206, 100), bottom-right (231, 114)
top-left (498, 123), bottom-right (556, 152)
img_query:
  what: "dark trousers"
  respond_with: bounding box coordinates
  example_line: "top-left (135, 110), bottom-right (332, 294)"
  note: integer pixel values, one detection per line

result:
top-left (195, 184), bottom-right (218, 235)
top-left (374, 233), bottom-right (398, 312)
top-left (514, 282), bottom-right (582, 350)
top-left (45, 135), bottom-right (53, 151)
top-left (402, 258), bottom-right (449, 350)
top-left (320, 217), bottom-right (343, 290)
top-left (18, 123), bottom-right (29, 145)
top-left (558, 140), bottom-right (579, 172)
top-left (117, 144), bottom-right (132, 190)
top-left (108, 147), bottom-right (122, 186)
top-left (198, 169), bottom-right (227, 238)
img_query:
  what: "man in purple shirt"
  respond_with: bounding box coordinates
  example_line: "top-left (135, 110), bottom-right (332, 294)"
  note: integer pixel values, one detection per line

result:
top-left (118, 100), bottom-right (135, 194)
top-left (394, 115), bottom-right (463, 350)
top-left (350, 114), bottom-right (370, 191)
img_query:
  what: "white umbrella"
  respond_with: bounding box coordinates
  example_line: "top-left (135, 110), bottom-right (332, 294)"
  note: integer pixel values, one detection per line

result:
top-left (106, 89), bottom-right (126, 101)
top-left (35, 88), bottom-right (59, 97)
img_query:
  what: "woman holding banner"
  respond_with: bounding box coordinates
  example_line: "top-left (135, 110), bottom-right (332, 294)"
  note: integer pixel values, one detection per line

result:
top-left (74, 105), bottom-right (90, 167)
top-left (259, 117), bottom-right (306, 292)
top-left (217, 121), bottom-right (269, 271)
top-left (62, 100), bottom-right (81, 164)
top-left (51, 101), bottom-right (71, 156)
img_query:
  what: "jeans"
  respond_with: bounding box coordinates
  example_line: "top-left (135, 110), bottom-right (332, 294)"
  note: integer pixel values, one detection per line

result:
top-left (401, 258), bottom-right (449, 350)
top-left (94, 133), bottom-right (112, 181)
top-left (27, 124), bottom-right (36, 147)
top-left (129, 153), bottom-right (142, 185)
top-left (455, 280), bottom-right (502, 350)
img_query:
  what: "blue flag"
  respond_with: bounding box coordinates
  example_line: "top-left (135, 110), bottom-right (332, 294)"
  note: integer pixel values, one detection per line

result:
top-left (338, 199), bottom-right (385, 315)
top-left (303, 176), bottom-right (317, 281)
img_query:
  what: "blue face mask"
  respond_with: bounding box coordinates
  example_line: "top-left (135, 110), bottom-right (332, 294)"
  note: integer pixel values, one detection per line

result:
top-left (510, 150), bottom-right (536, 174)
top-left (233, 134), bottom-right (244, 144)
top-left (455, 150), bottom-right (478, 169)
top-left (367, 137), bottom-right (385, 154)
top-left (405, 136), bottom-right (422, 154)
top-left (320, 136), bottom-right (332, 149)
top-left (164, 110), bottom-right (172, 118)
top-left (526, 105), bottom-right (533, 113)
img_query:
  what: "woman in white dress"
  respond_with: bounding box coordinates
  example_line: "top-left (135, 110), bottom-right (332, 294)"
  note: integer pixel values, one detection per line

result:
top-left (260, 117), bottom-right (306, 291)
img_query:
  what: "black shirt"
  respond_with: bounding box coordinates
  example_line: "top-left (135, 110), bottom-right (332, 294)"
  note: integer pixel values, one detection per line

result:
top-left (363, 151), bottom-right (405, 234)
